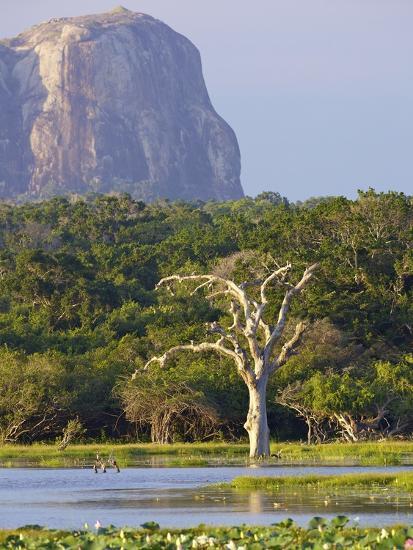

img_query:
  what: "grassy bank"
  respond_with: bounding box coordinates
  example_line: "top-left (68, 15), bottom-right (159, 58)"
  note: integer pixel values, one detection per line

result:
top-left (0, 517), bottom-right (412, 548)
top-left (270, 440), bottom-right (413, 465)
top-left (224, 471), bottom-right (413, 492)
top-left (0, 440), bottom-right (413, 467)
top-left (0, 442), bottom-right (249, 468)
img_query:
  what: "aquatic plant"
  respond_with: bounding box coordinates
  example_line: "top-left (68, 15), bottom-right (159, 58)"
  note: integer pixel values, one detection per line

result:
top-left (224, 471), bottom-right (413, 491)
top-left (3, 517), bottom-right (413, 548)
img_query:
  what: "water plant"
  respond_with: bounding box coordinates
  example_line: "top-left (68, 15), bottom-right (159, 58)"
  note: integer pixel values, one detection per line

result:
top-left (2, 517), bottom-right (413, 548)
top-left (223, 471), bottom-right (413, 492)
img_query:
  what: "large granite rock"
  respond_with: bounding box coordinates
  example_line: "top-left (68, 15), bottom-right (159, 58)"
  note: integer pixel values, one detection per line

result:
top-left (0, 6), bottom-right (243, 201)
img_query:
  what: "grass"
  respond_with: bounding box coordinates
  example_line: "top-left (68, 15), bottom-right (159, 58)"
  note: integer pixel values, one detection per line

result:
top-left (223, 471), bottom-right (413, 492)
top-left (269, 440), bottom-right (413, 465)
top-left (0, 440), bottom-right (413, 467)
top-left (0, 441), bottom-right (249, 468)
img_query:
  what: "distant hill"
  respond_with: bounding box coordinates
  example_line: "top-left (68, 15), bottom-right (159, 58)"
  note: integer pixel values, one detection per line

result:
top-left (0, 7), bottom-right (243, 201)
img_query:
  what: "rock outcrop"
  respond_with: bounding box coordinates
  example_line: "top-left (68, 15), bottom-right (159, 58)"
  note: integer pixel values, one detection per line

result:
top-left (0, 7), bottom-right (243, 201)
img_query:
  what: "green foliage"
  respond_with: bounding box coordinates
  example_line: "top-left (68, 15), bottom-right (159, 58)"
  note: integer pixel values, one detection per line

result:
top-left (0, 349), bottom-right (69, 442)
top-left (0, 190), bottom-right (410, 441)
top-left (2, 518), bottom-right (413, 548)
top-left (275, 353), bottom-right (413, 441)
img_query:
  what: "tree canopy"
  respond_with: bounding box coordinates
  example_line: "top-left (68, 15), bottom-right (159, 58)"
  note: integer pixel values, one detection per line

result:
top-left (0, 190), bottom-right (411, 442)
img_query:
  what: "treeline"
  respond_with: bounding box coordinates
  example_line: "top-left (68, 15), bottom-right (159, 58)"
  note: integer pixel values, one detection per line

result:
top-left (0, 190), bottom-right (411, 443)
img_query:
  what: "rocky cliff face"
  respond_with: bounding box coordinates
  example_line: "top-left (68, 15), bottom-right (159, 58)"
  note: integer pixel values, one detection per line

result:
top-left (0, 7), bottom-right (243, 201)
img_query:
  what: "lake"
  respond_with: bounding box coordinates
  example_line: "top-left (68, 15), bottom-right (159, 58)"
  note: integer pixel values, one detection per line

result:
top-left (0, 465), bottom-right (412, 529)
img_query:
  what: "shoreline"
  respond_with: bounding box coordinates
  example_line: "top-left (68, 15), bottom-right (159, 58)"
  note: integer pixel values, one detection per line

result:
top-left (0, 440), bottom-right (413, 467)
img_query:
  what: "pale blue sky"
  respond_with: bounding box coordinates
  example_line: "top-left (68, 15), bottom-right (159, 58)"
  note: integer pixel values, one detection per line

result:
top-left (1, 0), bottom-right (412, 200)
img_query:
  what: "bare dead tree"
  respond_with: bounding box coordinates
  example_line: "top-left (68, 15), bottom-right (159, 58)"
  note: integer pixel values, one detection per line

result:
top-left (133, 261), bottom-right (317, 458)
top-left (122, 379), bottom-right (220, 443)
top-left (1, 407), bottom-right (62, 443)
top-left (276, 383), bottom-right (331, 444)
top-left (332, 398), bottom-right (409, 442)
top-left (57, 417), bottom-right (86, 451)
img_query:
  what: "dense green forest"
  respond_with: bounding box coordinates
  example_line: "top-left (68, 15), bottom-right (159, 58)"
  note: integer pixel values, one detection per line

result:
top-left (0, 190), bottom-right (411, 444)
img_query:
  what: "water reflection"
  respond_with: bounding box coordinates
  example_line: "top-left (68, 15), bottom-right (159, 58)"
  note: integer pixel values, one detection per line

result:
top-left (0, 466), bottom-right (413, 529)
top-left (4, 453), bottom-right (413, 469)
top-left (249, 491), bottom-right (263, 514)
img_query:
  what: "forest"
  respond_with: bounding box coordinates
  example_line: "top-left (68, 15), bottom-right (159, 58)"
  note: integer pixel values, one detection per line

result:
top-left (0, 189), bottom-right (411, 445)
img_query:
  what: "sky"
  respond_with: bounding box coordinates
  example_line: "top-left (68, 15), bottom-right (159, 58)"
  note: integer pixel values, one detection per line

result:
top-left (1, 0), bottom-right (412, 201)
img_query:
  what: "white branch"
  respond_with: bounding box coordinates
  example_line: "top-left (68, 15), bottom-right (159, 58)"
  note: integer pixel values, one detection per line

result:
top-left (260, 264), bottom-right (291, 304)
top-left (264, 263), bottom-right (318, 364)
top-left (132, 340), bottom-right (254, 381)
top-left (191, 280), bottom-right (212, 295)
top-left (208, 321), bottom-right (243, 353)
top-left (157, 274), bottom-right (252, 326)
top-left (151, 263), bottom-right (317, 383)
top-left (271, 321), bottom-right (307, 372)
top-left (248, 264), bottom-right (292, 340)
top-left (229, 300), bottom-right (244, 331)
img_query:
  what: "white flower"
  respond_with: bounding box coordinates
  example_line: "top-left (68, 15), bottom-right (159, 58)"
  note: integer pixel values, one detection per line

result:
top-left (176, 541), bottom-right (183, 550)
top-left (167, 532), bottom-right (173, 542)
top-left (195, 535), bottom-right (209, 545)
top-left (94, 520), bottom-right (101, 530)
top-left (380, 528), bottom-right (389, 539)
top-left (225, 541), bottom-right (237, 550)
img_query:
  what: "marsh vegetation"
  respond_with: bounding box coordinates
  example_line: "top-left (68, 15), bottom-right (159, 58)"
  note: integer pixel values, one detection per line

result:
top-left (3, 519), bottom-right (413, 549)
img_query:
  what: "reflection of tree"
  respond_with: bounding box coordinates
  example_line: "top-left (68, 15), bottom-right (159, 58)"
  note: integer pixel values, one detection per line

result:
top-left (248, 491), bottom-right (264, 514)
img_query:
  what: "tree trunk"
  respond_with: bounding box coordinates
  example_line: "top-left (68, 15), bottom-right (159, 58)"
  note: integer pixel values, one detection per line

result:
top-left (306, 416), bottom-right (312, 445)
top-left (244, 377), bottom-right (270, 458)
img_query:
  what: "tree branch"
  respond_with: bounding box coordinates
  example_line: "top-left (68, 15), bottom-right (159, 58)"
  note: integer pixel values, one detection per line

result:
top-left (272, 321), bottom-right (307, 371)
top-left (260, 264), bottom-right (291, 305)
top-left (264, 263), bottom-right (318, 363)
top-left (229, 300), bottom-right (244, 331)
top-left (152, 264), bottom-right (317, 383)
top-left (208, 321), bottom-right (244, 355)
top-left (157, 274), bottom-right (252, 327)
top-left (132, 339), bottom-right (254, 381)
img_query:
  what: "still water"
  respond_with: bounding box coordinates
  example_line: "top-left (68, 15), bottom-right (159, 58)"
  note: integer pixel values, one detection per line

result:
top-left (0, 465), bottom-right (412, 529)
